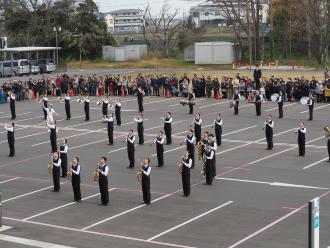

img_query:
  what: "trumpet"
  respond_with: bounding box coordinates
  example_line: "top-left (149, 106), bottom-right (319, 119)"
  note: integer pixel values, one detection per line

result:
top-left (178, 161), bottom-right (183, 174)
top-left (76, 98), bottom-right (84, 103)
top-left (47, 159), bottom-right (53, 174)
top-left (96, 98), bottom-right (105, 106)
top-left (136, 167), bottom-right (143, 182)
top-left (58, 96), bottom-right (63, 101)
top-left (93, 162), bottom-right (99, 182)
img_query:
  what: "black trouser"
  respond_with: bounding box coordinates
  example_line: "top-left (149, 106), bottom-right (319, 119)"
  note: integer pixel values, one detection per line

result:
top-left (72, 175), bottom-right (81, 201)
top-left (43, 108), bottom-right (47, 120)
top-left (195, 126), bottom-right (201, 143)
top-left (255, 102), bottom-right (261, 116)
top-left (298, 138), bottom-right (305, 156)
top-left (52, 166), bottom-right (61, 192)
top-left (60, 153), bottom-right (67, 177)
top-left (212, 156), bottom-right (216, 178)
top-left (157, 146), bottom-right (164, 166)
top-left (108, 127), bottom-right (113, 145)
top-left (188, 148), bottom-right (195, 168)
top-left (138, 127), bottom-right (144, 144)
top-left (84, 106), bottom-right (89, 120)
top-left (8, 137), bottom-right (15, 157)
top-left (234, 102), bottom-right (239, 115)
top-left (138, 99), bottom-right (143, 112)
top-left (50, 135), bottom-right (57, 153)
top-left (327, 140), bottom-right (330, 161)
top-left (142, 176), bottom-right (151, 204)
top-left (189, 104), bottom-right (193, 114)
top-left (165, 128), bottom-right (172, 144)
top-left (128, 148), bottom-right (135, 168)
top-left (10, 104), bottom-right (16, 119)
top-left (205, 160), bottom-right (213, 185)
top-left (215, 126), bottom-right (222, 146)
top-left (182, 168), bottom-right (191, 196)
top-left (266, 134), bottom-right (273, 150)
top-left (65, 103), bottom-right (71, 119)
top-left (115, 111), bottom-right (121, 125)
top-left (278, 103), bottom-right (283, 118)
top-left (309, 106), bottom-right (313, 120)
top-left (99, 177), bottom-right (109, 205)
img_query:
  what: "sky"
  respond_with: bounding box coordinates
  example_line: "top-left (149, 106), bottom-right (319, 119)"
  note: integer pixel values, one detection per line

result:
top-left (95, 0), bottom-right (204, 14)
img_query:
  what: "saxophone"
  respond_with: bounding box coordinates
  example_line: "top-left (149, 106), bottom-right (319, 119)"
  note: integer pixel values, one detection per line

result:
top-left (197, 141), bottom-right (204, 160)
top-left (67, 164), bottom-right (73, 181)
top-left (93, 163), bottom-right (99, 182)
top-left (47, 158), bottom-right (53, 174)
top-left (136, 166), bottom-right (143, 182)
top-left (178, 160), bottom-right (183, 174)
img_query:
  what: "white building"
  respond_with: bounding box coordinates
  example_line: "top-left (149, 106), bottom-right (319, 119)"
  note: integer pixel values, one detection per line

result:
top-left (190, 1), bottom-right (269, 28)
top-left (100, 9), bottom-right (144, 34)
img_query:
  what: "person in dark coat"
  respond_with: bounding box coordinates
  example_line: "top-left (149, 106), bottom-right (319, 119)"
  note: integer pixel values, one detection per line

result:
top-left (84, 96), bottom-right (90, 121)
top-left (47, 120), bottom-right (58, 153)
top-left (264, 115), bottom-right (274, 150)
top-left (214, 113), bottom-right (223, 146)
top-left (296, 121), bottom-right (306, 156)
top-left (137, 87), bottom-right (145, 113)
top-left (163, 112), bottom-right (172, 145)
top-left (307, 93), bottom-right (314, 121)
top-left (4, 123), bottom-right (15, 157)
top-left (254, 90), bottom-right (262, 116)
top-left (126, 129), bottom-right (135, 168)
top-left (51, 152), bottom-right (61, 192)
top-left (59, 138), bottom-right (68, 178)
top-left (253, 65), bottom-right (262, 90)
top-left (140, 157), bottom-right (151, 205)
top-left (277, 91), bottom-right (284, 118)
top-left (134, 114), bottom-right (144, 145)
top-left (70, 157), bottom-right (81, 202)
top-left (64, 93), bottom-right (71, 120)
top-left (98, 157), bottom-right (109, 206)
top-left (114, 98), bottom-right (122, 126)
top-left (180, 150), bottom-right (192, 197)
top-left (104, 114), bottom-right (114, 145)
top-left (194, 113), bottom-right (202, 143)
top-left (153, 131), bottom-right (164, 167)
top-left (9, 92), bottom-right (16, 120)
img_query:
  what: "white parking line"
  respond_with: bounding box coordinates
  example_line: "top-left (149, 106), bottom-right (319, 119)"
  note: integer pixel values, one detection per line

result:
top-left (0, 234), bottom-right (76, 248)
top-left (23, 188), bottom-right (116, 221)
top-left (0, 177), bottom-right (20, 184)
top-left (2, 185), bottom-right (55, 203)
top-left (300, 104), bottom-right (329, 113)
top-left (265, 103), bottom-right (297, 112)
top-left (303, 157), bottom-right (329, 170)
top-left (198, 100), bottom-right (231, 109)
top-left (147, 201), bottom-right (234, 241)
top-left (0, 112), bottom-right (31, 119)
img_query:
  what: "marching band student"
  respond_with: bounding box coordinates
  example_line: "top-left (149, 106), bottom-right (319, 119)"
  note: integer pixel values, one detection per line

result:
top-left (307, 93), bottom-right (314, 121)
top-left (114, 98), bottom-right (122, 126)
top-left (141, 158), bottom-right (151, 205)
top-left (188, 89), bottom-right (195, 114)
top-left (194, 113), bottom-right (202, 143)
top-left (254, 90), bottom-right (262, 116)
top-left (51, 152), bottom-right (61, 192)
top-left (154, 131), bottom-right (164, 167)
top-left (98, 157), bottom-right (109, 206)
top-left (64, 93), bottom-right (71, 120)
top-left (137, 86), bottom-right (145, 113)
top-left (214, 113), bottom-right (223, 146)
top-left (41, 94), bottom-right (49, 120)
top-left (47, 120), bottom-right (58, 153)
top-left (181, 150), bottom-right (192, 197)
top-left (296, 121), bottom-right (306, 156)
top-left (203, 143), bottom-right (214, 185)
top-left (326, 128), bottom-right (330, 162)
top-left (277, 91), bottom-right (284, 118)
top-left (104, 114), bottom-right (114, 145)
top-left (134, 114), bottom-right (144, 145)
top-left (232, 89), bottom-right (240, 115)
top-left (5, 123), bottom-right (15, 157)
top-left (59, 138), bottom-right (68, 178)
top-left (9, 92), bottom-right (16, 119)
top-left (184, 129), bottom-right (196, 169)
top-left (264, 115), bottom-right (274, 150)
top-left (44, 103), bottom-right (57, 123)
top-left (163, 112), bottom-right (172, 145)
top-left (200, 131), bottom-right (209, 158)
top-left (84, 96), bottom-right (90, 121)
top-left (71, 157), bottom-right (81, 202)
top-left (102, 96), bottom-right (109, 118)
top-left (207, 134), bottom-right (217, 178)
top-left (126, 129), bottom-right (136, 168)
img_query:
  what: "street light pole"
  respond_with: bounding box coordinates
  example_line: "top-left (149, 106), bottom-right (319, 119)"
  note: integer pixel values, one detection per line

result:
top-left (53, 27), bottom-right (62, 72)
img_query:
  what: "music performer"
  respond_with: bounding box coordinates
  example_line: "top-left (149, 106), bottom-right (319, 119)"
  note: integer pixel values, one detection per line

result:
top-left (307, 93), bottom-right (314, 121)
top-left (59, 138), bottom-right (68, 178)
top-left (114, 98), bottom-right (122, 126)
top-left (154, 131), bottom-right (164, 167)
top-left (207, 134), bottom-right (217, 178)
top-left (4, 123), bottom-right (15, 157)
top-left (47, 120), bottom-right (58, 153)
top-left (140, 158), bottom-right (152, 205)
top-left (180, 150), bottom-right (192, 197)
top-left (98, 157), bottom-right (109, 206)
top-left (41, 94), bottom-right (49, 120)
top-left (64, 93), bottom-right (71, 120)
top-left (184, 129), bottom-right (196, 169)
top-left (70, 157), bottom-right (81, 202)
top-left (137, 87), bottom-right (145, 113)
top-left (188, 89), bottom-right (195, 114)
top-left (9, 92), bottom-right (16, 120)
top-left (134, 114), bottom-right (144, 145)
top-left (203, 143), bottom-right (214, 185)
top-left (264, 115), bottom-right (274, 150)
top-left (51, 152), bottom-right (61, 192)
top-left (277, 91), bottom-right (284, 118)
top-left (254, 90), bottom-right (262, 116)
top-left (194, 113), bottom-right (202, 143)
top-left (84, 96), bottom-right (90, 121)
top-left (214, 113), bottom-right (223, 146)
top-left (232, 89), bottom-right (240, 115)
top-left (325, 127), bottom-right (330, 162)
top-left (126, 129), bottom-right (136, 168)
top-left (104, 114), bottom-right (114, 145)
top-left (102, 96), bottom-right (109, 119)
top-left (163, 112), bottom-right (172, 145)
top-left (296, 121), bottom-right (306, 156)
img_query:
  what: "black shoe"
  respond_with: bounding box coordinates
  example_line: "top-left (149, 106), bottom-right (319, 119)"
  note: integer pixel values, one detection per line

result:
top-left (108, 143), bottom-right (113, 145)
top-left (203, 183), bottom-right (208, 185)
top-left (52, 190), bottom-right (59, 192)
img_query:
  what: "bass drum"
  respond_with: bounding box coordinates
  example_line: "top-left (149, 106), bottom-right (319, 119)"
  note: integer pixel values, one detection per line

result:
top-left (271, 93), bottom-right (279, 102)
top-left (300, 96), bottom-right (309, 105)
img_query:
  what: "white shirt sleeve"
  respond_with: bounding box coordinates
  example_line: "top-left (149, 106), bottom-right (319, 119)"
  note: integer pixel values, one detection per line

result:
top-left (206, 150), bottom-right (214, 159)
top-left (212, 142), bottom-right (217, 151)
top-left (47, 123), bottom-right (55, 129)
top-left (299, 128), bottom-right (306, 134)
top-left (100, 165), bottom-right (109, 176)
top-left (128, 136), bottom-right (136, 143)
top-left (5, 126), bottom-right (14, 132)
top-left (65, 96), bottom-right (71, 100)
top-left (52, 158), bottom-right (61, 167)
top-left (156, 137), bottom-right (164, 144)
top-left (182, 158), bottom-right (192, 168)
top-left (267, 121), bottom-right (274, 128)
top-left (215, 119), bottom-right (223, 126)
top-left (85, 99), bottom-right (90, 103)
top-left (195, 119), bottom-right (202, 125)
top-left (11, 95), bottom-right (15, 100)
top-left (72, 165), bottom-right (80, 175)
top-left (186, 136), bottom-right (196, 144)
top-left (142, 166), bottom-right (151, 176)
top-left (60, 145), bottom-right (68, 153)
top-left (134, 118), bottom-right (143, 123)
top-left (104, 117), bottom-right (114, 122)
top-left (164, 117), bottom-right (172, 123)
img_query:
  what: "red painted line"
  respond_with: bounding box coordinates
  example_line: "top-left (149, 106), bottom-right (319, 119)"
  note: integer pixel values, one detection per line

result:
top-left (227, 189), bottom-right (330, 248)
top-left (2, 217), bottom-right (196, 248)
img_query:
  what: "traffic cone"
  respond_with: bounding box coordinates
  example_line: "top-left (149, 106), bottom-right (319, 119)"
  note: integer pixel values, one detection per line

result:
top-left (121, 88), bottom-right (125, 97)
top-left (31, 91), bottom-right (35, 100)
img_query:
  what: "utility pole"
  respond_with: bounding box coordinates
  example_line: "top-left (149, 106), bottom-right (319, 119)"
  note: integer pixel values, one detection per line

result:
top-left (53, 27), bottom-right (62, 72)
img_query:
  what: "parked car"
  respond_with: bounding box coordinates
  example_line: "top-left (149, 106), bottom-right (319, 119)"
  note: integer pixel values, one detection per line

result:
top-left (0, 59), bottom-right (30, 77)
top-left (29, 60), bottom-right (40, 74)
top-left (38, 59), bottom-right (56, 73)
